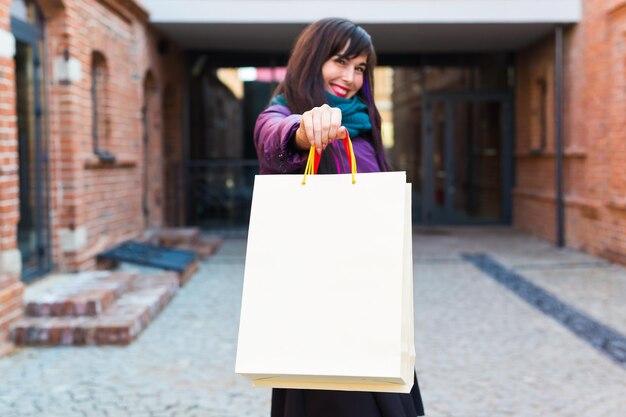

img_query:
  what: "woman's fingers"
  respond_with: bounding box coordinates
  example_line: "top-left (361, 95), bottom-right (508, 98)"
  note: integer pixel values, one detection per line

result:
top-left (301, 110), bottom-right (315, 148)
top-left (328, 107), bottom-right (342, 141)
top-left (312, 107), bottom-right (323, 154)
top-left (337, 125), bottom-right (347, 139)
top-left (320, 107), bottom-right (331, 151)
top-left (300, 105), bottom-right (344, 154)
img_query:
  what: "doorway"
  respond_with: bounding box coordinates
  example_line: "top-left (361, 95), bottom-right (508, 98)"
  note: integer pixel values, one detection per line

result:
top-left (422, 92), bottom-right (513, 225)
top-left (11, 0), bottom-right (51, 281)
top-left (184, 57), bottom-right (282, 232)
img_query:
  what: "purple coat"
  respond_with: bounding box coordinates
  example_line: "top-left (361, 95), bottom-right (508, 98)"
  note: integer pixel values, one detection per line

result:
top-left (254, 104), bottom-right (382, 175)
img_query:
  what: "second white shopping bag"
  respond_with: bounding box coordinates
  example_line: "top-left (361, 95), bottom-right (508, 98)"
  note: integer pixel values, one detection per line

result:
top-left (235, 149), bottom-right (415, 393)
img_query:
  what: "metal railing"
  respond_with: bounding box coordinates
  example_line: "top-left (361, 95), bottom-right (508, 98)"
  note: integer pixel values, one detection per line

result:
top-left (183, 159), bottom-right (260, 231)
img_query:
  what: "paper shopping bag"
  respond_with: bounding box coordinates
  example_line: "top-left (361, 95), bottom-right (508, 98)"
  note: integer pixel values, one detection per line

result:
top-left (235, 158), bottom-right (414, 393)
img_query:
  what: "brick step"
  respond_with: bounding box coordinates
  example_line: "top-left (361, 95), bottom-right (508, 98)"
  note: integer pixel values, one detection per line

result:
top-left (10, 273), bottom-right (179, 346)
top-left (175, 236), bottom-right (223, 260)
top-left (143, 228), bottom-right (223, 260)
top-left (0, 342), bottom-right (15, 357)
top-left (0, 331), bottom-right (15, 357)
top-left (178, 260), bottom-right (200, 287)
top-left (0, 281), bottom-right (25, 335)
top-left (23, 271), bottom-right (135, 317)
top-left (149, 227), bottom-right (201, 246)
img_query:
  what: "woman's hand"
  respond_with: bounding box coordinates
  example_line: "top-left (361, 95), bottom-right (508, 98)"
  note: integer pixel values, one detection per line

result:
top-left (295, 104), bottom-right (348, 154)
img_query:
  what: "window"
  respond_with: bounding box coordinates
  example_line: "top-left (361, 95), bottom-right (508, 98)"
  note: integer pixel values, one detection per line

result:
top-left (530, 77), bottom-right (548, 154)
top-left (91, 51), bottom-right (114, 161)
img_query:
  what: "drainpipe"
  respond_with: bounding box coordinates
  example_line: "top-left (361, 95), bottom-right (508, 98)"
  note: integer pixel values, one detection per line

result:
top-left (555, 26), bottom-right (565, 247)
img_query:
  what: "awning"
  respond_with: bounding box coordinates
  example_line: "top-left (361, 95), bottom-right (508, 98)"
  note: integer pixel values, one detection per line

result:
top-left (143, 0), bottom-right (582, 53)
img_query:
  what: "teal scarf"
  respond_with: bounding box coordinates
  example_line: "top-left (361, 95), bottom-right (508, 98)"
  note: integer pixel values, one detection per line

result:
top-left (271, 93), bottom-right (372, 138)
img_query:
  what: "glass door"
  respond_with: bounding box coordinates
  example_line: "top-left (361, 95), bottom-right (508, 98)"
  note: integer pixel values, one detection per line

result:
top-left (422, 93), bottom-right (513, 225)
top-left (11, 0), bottom-right (50, 281)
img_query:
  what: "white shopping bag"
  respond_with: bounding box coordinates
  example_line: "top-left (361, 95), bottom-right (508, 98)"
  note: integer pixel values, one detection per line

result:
top-left (235, 168), bottom-right (415, 393)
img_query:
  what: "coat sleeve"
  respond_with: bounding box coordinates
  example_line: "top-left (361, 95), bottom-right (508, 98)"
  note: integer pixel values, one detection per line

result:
top-left (254, 104), bottom-right (309, 174)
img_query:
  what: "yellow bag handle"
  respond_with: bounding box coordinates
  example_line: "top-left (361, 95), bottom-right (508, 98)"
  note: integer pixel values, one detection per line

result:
top-left (302, 135), bottom-right (357, 185)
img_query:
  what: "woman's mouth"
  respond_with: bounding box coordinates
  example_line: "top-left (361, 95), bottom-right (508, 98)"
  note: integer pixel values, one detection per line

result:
top-left (330, 83), bottom-right (349, 98)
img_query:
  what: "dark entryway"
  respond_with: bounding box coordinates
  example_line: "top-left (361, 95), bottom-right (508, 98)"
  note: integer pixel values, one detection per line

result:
top-left (184, 54), bottom-right (284, 232)
top-left (181, 53), bottom-right (516, 231)
top-left (11, 0), bottom-right (51, 281)
top-left (389, 54), bottom-right (515, 226)
top-left (422, 92), bottom-right (513, 224)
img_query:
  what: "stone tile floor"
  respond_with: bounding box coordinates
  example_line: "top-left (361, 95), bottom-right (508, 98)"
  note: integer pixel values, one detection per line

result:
top-left (1, 227), bottom-right (626, 416)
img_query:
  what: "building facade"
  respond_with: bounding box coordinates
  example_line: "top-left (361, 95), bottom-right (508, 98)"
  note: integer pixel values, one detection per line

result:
top-left (514, 0), bottom-right (626, 262)
top-left (0, 0), bottom-right (185, 348)
top-left (1, 0), bottom-right (626, 349)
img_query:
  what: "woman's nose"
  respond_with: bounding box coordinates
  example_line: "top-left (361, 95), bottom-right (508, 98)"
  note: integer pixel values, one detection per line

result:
top-left (342, 67), bottom-right (355, 83)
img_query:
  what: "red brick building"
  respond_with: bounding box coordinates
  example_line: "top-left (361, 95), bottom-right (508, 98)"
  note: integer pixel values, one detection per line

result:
top-left (0, 0), bottom-right (625, 350)
top-left (0, 0), bottom-right (185, 349)
top-left (515, 0), bottom-right (626, 262)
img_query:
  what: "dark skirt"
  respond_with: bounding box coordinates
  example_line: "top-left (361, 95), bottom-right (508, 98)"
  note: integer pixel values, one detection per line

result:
top-left (271, 372), bottom-right (425, 417)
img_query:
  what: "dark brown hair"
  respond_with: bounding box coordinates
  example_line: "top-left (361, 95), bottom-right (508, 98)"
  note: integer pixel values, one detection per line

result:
top-left (274, 18), bottom-right (387, 170)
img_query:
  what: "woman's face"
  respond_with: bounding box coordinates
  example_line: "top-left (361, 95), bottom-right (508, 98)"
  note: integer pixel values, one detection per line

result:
top-left (322, 45), bottom-right (368, 99)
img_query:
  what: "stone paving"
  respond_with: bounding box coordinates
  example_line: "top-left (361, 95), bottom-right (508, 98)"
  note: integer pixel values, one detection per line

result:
top-left (1, 228), bottom-right (626, 416)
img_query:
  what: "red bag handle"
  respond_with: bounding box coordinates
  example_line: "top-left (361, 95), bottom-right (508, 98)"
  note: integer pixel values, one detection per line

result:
top-left (302, 132), bottom-right (357, 185)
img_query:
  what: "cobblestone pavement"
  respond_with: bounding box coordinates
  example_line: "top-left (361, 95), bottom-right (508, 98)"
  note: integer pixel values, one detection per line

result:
top-left (1, 227), bottom-right (626, 416)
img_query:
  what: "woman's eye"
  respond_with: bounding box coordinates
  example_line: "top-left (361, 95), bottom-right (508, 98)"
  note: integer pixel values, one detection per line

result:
top-left (355, 66), bottom-right (365, 73)
top-left (335, 58), bottom-right (346, 65)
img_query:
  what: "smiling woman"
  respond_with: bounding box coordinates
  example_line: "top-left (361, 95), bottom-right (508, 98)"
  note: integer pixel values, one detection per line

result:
top-left (256, 18), bottom-right (387, 173)
top-left (252, 17), bottom-right (425, 417)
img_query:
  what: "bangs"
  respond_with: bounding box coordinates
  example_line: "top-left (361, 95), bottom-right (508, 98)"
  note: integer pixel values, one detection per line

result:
top-left (332, 26), bottom-right (373, 60)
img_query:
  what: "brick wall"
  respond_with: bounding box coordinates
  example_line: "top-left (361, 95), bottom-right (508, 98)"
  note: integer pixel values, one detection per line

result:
top-left (603, 1), bottom-right (626, 262)
top-left (0, 0), bottom-right (18, 254)
top-left (0, 0), bottom-right (23, 345)
top-left (2, 0), bottom-right (185, 288)
top-left (162, 80), bottom-right (185, 227)
top-left (35, 0), bottom-right (185, 271)
top-left (61, 0), bottom-right (148, 270)
top-left (135, 24), bottom-right (185, 232)
top-left (514, 0), bottom-right (626, 263)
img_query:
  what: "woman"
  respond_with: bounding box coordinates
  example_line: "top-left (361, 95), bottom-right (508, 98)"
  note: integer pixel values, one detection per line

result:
top-left (254, 18), bottom-right (425, 417)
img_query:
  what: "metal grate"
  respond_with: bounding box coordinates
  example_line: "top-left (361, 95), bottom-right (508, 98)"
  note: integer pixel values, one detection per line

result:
top-left (98, 241), bottom-right (197, 272)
